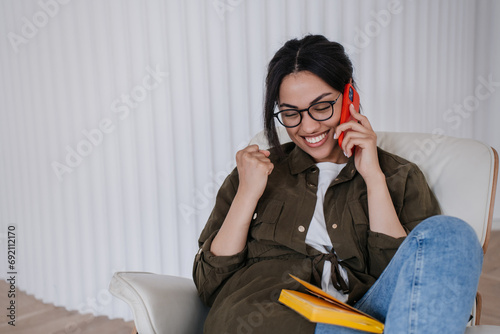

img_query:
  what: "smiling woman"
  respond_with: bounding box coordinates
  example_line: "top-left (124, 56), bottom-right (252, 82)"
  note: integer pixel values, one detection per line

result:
top-left (0, 0), bottom-right (498, 330)
top-left (192, 35), bottom-right (484, 334)
top-left (277, 72), bottom-right (346, 163)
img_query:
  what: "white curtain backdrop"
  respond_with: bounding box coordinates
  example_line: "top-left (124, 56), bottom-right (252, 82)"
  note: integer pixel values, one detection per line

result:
top-left (0, 0), bottom-right (498, 321)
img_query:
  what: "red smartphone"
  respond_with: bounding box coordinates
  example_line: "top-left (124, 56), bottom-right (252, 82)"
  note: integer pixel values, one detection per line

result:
top-left (338, 83), bottom-right (360, 148)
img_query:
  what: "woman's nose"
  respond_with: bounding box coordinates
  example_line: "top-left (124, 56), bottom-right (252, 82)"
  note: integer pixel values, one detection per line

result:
top-left (300, 111), bottom-right (321, 133)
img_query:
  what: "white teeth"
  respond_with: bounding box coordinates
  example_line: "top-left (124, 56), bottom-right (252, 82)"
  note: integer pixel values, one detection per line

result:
top-left (305, 132), bottom-right (327, 144)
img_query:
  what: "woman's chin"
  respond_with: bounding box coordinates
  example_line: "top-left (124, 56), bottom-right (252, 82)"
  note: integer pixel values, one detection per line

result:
top-left (301, 145), bottom-right (334, 162)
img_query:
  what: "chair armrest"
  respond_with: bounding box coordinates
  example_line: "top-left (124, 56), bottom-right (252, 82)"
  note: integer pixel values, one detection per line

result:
top-left (109, 272), bottom-right (209, 334)
top-left (465, 325), bottom-right (500, 333)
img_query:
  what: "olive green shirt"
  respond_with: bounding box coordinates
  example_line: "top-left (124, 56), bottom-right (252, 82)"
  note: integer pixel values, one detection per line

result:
top-left (193, 142), bottom-right (440, 334)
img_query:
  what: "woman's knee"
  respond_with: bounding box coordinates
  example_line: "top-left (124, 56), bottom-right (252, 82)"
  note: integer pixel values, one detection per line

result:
top-left (414, 215), bottom-right (475, 238)
top-left (411, 215), bottom-right (483, 258)
top-left (402, 215), bottom-right (484, 287)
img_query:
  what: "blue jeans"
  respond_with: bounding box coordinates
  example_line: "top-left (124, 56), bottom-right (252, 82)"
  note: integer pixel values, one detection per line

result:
top-left (315, 216), bottom-right (483, 334)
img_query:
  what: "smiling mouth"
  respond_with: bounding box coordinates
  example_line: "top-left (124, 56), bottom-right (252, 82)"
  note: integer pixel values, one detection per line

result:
top-left (304, 131), bottom-right (328, 144)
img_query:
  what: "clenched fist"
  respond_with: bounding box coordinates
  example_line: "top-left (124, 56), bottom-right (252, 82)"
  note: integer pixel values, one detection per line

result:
top-left (235, 145), bottom-right (274, 201)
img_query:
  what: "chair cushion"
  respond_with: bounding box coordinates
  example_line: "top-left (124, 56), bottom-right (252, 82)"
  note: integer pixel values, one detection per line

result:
top-left (376, 131), bottom-right (496, 249)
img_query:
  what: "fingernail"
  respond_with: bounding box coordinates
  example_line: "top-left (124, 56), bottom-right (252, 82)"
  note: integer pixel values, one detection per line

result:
top-left (344, 151), bottom-right (348, 158)
top-left (333, 133), bottom-right (338, 139)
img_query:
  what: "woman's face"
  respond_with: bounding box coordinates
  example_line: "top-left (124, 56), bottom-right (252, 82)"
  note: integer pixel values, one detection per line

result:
top-left (278, 71), bottom-right (346, 163)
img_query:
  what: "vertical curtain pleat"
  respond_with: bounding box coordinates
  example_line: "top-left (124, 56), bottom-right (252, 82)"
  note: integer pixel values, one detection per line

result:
top-left (0, 0), bottom-right (497, 321)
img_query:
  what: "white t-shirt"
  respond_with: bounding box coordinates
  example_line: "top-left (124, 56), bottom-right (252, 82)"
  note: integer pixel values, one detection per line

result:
top-left (305, 162), bottom-right (349, 302)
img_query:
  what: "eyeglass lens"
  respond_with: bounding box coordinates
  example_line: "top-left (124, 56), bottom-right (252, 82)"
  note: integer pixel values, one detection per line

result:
top-left (277, 102), bottom-right (333, 127)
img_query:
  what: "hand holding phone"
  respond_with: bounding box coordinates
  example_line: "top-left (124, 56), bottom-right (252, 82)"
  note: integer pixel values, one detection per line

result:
top-left (337, 84), bottom-right (360, 148)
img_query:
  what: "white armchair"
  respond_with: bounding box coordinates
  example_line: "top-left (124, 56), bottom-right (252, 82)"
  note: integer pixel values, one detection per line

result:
top-left (109, 130), bottom-right (499, 334)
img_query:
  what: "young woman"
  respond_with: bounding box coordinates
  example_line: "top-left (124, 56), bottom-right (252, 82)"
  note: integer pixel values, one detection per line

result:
top-left (193, 35), bottom-right (482, 334)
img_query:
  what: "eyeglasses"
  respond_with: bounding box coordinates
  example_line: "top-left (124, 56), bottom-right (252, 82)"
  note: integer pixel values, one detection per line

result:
top-left (273, 92), bottom-right (342, 128)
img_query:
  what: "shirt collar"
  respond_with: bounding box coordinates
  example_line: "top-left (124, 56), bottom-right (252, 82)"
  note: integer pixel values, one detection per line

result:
top-left (288, 145), bottom-right (316, 175)
top-left (288, 144), bottom-right (357, 181)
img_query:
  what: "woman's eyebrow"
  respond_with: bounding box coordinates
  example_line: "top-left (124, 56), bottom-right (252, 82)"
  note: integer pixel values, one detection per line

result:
top-left (310, 92), bottom-right (332, 104)
top-left (279, 92), bottom-right (333, 109)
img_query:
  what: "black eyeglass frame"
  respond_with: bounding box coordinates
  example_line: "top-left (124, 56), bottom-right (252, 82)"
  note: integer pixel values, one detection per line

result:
top-left (273, 92), bottom-right (342, 128)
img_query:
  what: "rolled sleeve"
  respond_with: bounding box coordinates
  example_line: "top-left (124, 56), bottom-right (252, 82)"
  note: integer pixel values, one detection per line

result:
top-left (197, 229), bottom-right (248, 271)
top-left (193, 228), bottom-right (248, 306)
top-left (367, 231), bottom-right (406, 277)
top-left (367, 230), bottom-right (405, 250)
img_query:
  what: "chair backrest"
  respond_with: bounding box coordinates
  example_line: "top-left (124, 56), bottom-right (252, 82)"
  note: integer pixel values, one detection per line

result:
top-left (249, 128), bottom-right (499, 252)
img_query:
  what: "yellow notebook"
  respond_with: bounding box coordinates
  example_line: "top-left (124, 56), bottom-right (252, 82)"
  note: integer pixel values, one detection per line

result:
top-left (279, 275), bottom-right (384, 333)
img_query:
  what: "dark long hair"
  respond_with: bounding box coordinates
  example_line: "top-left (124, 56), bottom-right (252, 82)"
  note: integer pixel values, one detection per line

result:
top-left (264, 35), bottom-right (356, 155)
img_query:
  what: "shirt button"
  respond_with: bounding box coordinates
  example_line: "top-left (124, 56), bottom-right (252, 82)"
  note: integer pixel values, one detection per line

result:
top-left (298, 225), bottom-right (306, 233)
top-left (332, 224), bottom-right (338, 229)
top-left (253, 212), bottom-right (257, 220)
top-left (307, 182), bottom-right (316, 188)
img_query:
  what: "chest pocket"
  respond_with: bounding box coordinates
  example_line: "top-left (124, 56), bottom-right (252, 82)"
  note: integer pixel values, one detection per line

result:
top-left (249, 199), bottom-right (284, 242)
